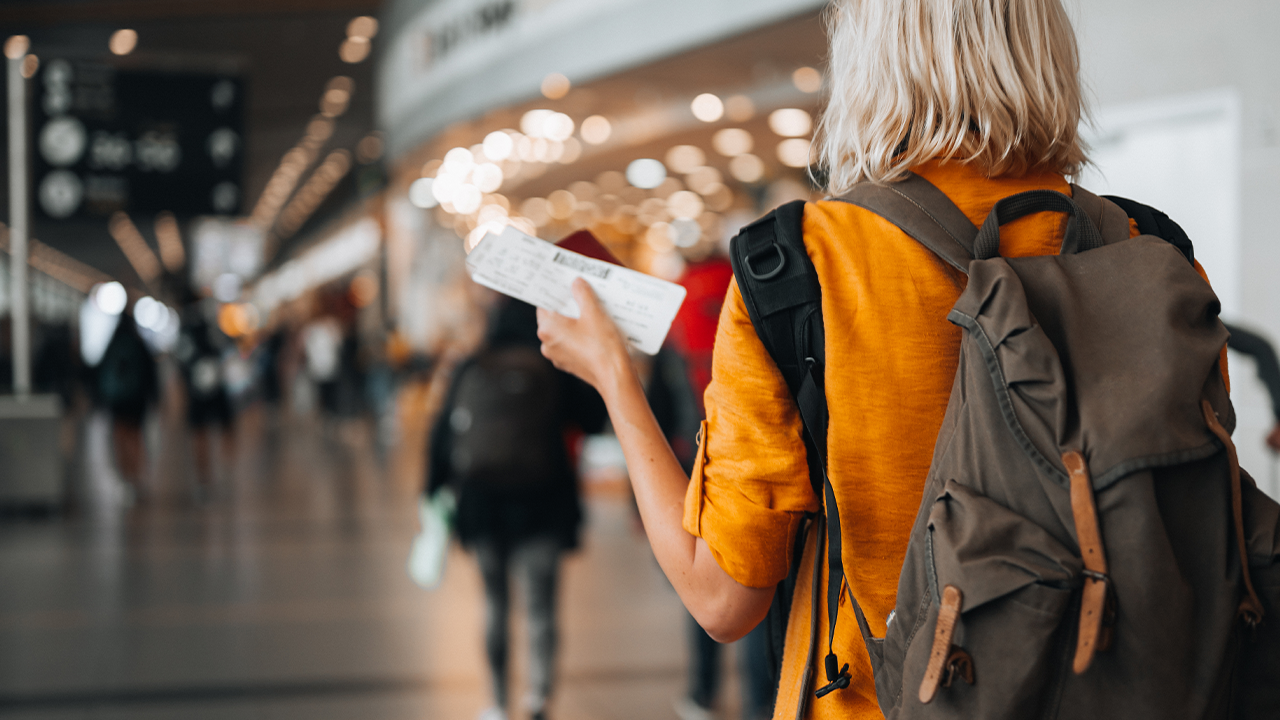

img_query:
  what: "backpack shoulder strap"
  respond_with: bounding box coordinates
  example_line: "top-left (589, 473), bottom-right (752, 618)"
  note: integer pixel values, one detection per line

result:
top-left (1098, 193), bottom-right (1197, 266)
top-left (729, 201), bottom-right (822, 397)
top-left (833, 172), bottom-right (978, 273)
top-left (1068, 185), bottom-right (1134, 247)
top-left (731, 200), bottom-right (858, 698)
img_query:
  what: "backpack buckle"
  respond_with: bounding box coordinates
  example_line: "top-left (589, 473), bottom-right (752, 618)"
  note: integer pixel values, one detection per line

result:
top-left (745, 243), bottom-right (787, 280)
top-left (814, 652), bottom-right (851, 698)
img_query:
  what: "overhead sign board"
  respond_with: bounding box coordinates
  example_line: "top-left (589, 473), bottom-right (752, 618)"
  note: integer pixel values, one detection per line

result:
top-left (32, 59), bottom-right (246, 221)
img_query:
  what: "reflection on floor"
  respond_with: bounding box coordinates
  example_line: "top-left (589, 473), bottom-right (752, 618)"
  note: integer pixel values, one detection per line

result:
top-left (0, 403), bottom-right (743, 720)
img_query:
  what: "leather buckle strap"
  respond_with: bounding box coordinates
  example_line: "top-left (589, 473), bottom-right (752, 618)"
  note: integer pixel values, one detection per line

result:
top-left (919, 585), bottom-right (965, 703)
top-left (1064, 450), bottom-right (1115, 674)
top-left (1201, 399), bottom-right (1266, 628)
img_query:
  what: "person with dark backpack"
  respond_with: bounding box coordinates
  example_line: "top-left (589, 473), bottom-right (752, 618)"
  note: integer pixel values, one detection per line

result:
top-left (428, 298), bottom-right (605, 720)
top-left (97, 312), bottom-right (159, 501)
top-left (534, 1), bottom-right (1280, 719)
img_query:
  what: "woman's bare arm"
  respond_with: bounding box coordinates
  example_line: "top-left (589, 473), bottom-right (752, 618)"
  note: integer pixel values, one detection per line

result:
top-left (536, 279), bottom-right (773, 642)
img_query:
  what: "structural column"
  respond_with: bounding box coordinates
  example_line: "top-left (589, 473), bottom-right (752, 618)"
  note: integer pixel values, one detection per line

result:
top-left (6, 36), bottom-right (29, 397)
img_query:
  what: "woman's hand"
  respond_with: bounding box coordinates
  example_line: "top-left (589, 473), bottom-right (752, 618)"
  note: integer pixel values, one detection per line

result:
top-left (536, 278), bottom-right (631, 397)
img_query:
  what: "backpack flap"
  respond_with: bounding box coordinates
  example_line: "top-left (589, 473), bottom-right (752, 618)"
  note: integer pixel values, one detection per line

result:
top-left (952, 237), bottom-right (1229, 488)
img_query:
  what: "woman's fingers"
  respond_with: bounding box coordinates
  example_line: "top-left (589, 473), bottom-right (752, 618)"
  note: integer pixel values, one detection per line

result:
top-left (535, 279), bottom-right (629, 394)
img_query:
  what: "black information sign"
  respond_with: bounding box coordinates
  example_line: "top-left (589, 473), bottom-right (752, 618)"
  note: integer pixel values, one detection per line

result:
top-left (32, 59), bottom-right (245, 220)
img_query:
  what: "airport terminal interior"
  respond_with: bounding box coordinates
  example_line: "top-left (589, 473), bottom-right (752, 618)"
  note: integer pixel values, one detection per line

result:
top-left (1, 0), bottom-right (1279, 718)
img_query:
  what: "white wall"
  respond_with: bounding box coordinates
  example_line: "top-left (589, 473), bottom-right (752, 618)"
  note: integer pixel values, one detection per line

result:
top-left (1072, 0), bottom-right (1280, 493)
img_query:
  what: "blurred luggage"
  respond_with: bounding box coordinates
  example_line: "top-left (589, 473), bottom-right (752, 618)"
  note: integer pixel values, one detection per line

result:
top-left (408, 487), bottom-right (456, 589)
top-left (731, 175), bottom-right (1280, 719)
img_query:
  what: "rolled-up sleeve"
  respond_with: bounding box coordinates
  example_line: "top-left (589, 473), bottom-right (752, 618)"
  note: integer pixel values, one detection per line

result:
top-left (682, 278), bottom-right (820, 588)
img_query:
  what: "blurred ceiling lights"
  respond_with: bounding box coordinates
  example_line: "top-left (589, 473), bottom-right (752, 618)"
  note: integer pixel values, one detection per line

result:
top-left (356, 133), bottom-right (384, 164)
top-left (274, 149), bottom-right (352, 241)
top-left (92, 281), bottom-right (127, 316)
top-left (4, 35), bottom-right (28, 60)
top-left (341, 16), bottom-right (377, 64)
top-left (776, 138), bottom-right (813, 168)
top-left (724, 94), bottom-right (755, 122)
top-left (320, 76), bottom-right (353, 117)
top-left (580, 115), bottom-right (611, 145)
top-left (541, 72), bottom-right (571, 100)
top-left (399, 59), bottom-right (824, 282)
top-left (626, 159), bottom-right (666, 189)
top-left (769, 108), bottom-right (812, 137)
top-left (107, 211), bottom-right (161, 285)
top-left (792, 66), bottom-right (822, 93)
top-left (153, 211), bottom-right (186, 272)
top-left (691, 93), bottom-right (724, 123)
top-left (109, 28), bottom-right (138, 56)
top-left (664, 145), bottom-right (705, 174)
top-left (712, 128), bottom-right (753, 157)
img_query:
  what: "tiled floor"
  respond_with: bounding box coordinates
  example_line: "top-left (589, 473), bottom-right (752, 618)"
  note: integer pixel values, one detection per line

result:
top-left (0, 399), bottom-right (744, 720)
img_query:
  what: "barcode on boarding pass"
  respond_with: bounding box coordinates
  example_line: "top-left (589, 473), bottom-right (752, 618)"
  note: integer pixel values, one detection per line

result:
top-left (552, 251), bottom-right (610, 279)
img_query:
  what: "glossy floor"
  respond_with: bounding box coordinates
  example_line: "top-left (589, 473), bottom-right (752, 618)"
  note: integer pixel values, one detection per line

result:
top-left (0, 403), bottom-right (745, 720)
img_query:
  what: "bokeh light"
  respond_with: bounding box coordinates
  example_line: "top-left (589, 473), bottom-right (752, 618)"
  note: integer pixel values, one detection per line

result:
top-left (685, 166), bottom-right (723, 195)
top-left (409, 178), bottom-right (438, 208)
top-left (93, 282), bottom-right (128, 316)
top-left (547, 189), bottom-right (577, 220)
top-left (541, 73), bottom-right (571, 99)
top-left (483, 131), bottom-right (515, 161)
top-left (453, 184), bottom-right (482, 214)
top-left (339, 37), bottom-right (370, 63)
top-left (580, 116), bottom-right (612, 145)
top-left (626, 159), bottom-right (667, 189)
top-left (691, 93), bottom-right (724, 123)
top-left (769, 108), bottom-right (813, 137)
top-left (793, 66), bottom-right (823, 93)
top-left (712, 128), bottom-right (754, 157)
top-left (472, 163), bottom-right (504, 193)
top-left (109, 29), bottom-right (137, 56)
top-left (347, 16), bottom-right (378, 39)
top-left (667, 190), bottom-right (704, 220)
top-left (777, 138), bottom-right (814, 168)
top-left (664, 145), bottom-right (706, 174)
top-left (729, 153), bottom-right (765, 183)
top-left (725, 95), bottom-right (755, 122)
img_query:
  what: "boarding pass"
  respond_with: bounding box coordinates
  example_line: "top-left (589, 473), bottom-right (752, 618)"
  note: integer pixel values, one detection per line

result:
top-left (465, 226), bottom-right (687, 355)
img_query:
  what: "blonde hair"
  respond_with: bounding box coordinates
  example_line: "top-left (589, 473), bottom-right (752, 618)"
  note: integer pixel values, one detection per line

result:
top-left (817, 0), bottom-right (1088, 192)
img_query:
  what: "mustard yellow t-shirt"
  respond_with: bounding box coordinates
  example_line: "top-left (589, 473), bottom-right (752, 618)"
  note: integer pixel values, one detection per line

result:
top-left (682, 160), bottom-right (1226, 720)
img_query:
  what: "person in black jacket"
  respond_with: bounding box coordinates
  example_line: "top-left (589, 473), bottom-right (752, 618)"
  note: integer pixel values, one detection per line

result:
top-left (428, 298), bottom-right (605, 720)
top-left (96, 313), bottom-right (159, 501)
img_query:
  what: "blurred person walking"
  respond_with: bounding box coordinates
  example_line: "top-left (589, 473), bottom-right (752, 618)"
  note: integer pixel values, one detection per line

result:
top-left (96, 312), bottom-right (159, 501)
top-left (536, 1), bottom-right (1280, 719)
top-left (175, 302), bottom-right (235, 494)
top-left (428, 298), bottom-right (605, 720)
top-left (1224, 322), bottom-right (1280, 452)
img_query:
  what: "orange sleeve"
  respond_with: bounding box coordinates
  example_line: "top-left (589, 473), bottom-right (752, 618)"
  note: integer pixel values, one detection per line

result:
top-left (682, 278), bottom-right (820, 589)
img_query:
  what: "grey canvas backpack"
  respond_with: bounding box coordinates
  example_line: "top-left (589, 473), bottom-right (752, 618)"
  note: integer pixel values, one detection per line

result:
top-left (729, 174), bottom-right (1280, 719)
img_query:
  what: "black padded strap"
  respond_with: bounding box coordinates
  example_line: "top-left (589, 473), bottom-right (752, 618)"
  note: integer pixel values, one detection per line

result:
top-left (730, 201), bottom-right (822, 398)
top-left (1102, 194), bottom-right (1196, 266)
top-left (833, 172), bottom-right (978, 274)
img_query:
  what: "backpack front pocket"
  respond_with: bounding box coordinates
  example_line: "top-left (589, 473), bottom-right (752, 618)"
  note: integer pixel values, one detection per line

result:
top-left (898, 479), bottom-right (1082, 719)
